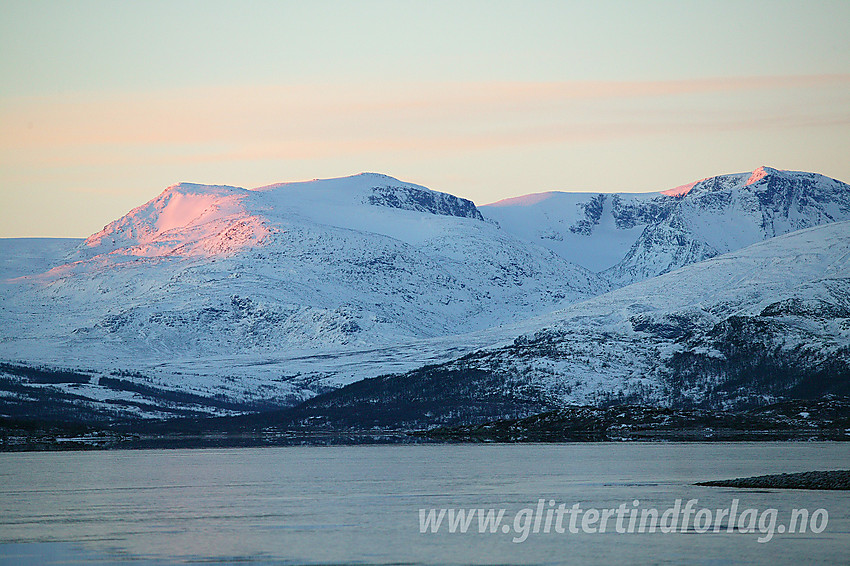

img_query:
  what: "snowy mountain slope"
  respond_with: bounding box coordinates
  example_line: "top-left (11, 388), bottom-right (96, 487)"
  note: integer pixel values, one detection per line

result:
top-left (481, 167), bottom-right (850, 286)
top-left (0, 173), bottom-right (605, 415)
top-left (0, 238), bottom-right (81, 280)
top-left (3, 169), bottom-right (847, 423)
top-left (293, 220), bottom-right (850, 426)
top-left (485, 219), bottom-right (850, 407)
top-left (481, 191), bottom-right (658, 272)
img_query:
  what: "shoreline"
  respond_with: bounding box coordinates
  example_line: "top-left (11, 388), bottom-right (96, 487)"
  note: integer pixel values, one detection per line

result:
top-left (2, 429), bottom-right (849, 452)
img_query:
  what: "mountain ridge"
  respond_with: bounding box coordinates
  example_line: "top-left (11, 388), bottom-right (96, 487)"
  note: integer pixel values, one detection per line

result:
top-left (481, 166), bottom-right (850, 285)
top-left (1, 168), bottom-right (847, 424)
top-left (275, 220), bottom-right (850, 428)
top-left (0, 173), bottom-right (604, 417)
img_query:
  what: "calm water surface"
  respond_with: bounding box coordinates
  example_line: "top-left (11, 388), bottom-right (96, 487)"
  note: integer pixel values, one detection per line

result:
top-left (0, 442), bottom-right (848, 565)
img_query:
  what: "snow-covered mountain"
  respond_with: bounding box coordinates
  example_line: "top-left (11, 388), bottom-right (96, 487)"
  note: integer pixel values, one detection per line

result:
top-left (2, 168), bottom-right (847, 424)
top-left (0, 173), bottom-right (604, 417)
top-left (292, 220), bottom-right (850, 427)
top-left (481, 166), bottom-right (850, 286)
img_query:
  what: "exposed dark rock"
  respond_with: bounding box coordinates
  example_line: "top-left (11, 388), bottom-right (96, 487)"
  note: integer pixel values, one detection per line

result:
top-left (570, 194), bottom-right (606, 235)
top-left (697, 470), bottom-right (850, 490)
top-left (368, 186), bottom-right (483, 220)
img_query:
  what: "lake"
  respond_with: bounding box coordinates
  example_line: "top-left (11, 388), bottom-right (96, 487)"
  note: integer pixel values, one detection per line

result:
top-left (0, 443), bottom-right (848, 565)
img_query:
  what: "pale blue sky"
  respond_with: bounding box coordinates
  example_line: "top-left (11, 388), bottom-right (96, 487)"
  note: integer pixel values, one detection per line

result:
top-left (1, 0), bottom-right (848, 237)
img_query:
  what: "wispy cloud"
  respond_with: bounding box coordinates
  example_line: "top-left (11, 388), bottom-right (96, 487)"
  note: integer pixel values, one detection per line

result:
top-left (2, 75), bottom-right (848, 168)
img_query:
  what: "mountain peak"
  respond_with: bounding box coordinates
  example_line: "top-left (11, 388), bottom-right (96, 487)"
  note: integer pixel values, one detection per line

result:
top-left (74, 173), bottom-right (486, 262)
top-left (254, 172), bottom-right (411, 193)
top-left (745, 166), bottom-right (782, 186)
top-left (161, 182), bottom-right (247, 196)
top-left (80, 181), bottom-right (267, 260)
top-left (253, 173), bottom-right (483, 221)
top-left (662, 166), bottom-right (786, 197)
top-left (355, 172), bottom-right (401, 181)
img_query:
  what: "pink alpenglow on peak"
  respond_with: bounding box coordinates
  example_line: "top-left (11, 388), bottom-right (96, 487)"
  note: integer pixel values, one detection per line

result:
top-left (745, 166), bottom-right (779, 186)
top-left (82, 182), bottom-right (272, 260)
top-left (661, 178), bottom-right (707, 197)
top-left (662, 167), bottom-right (780, 196)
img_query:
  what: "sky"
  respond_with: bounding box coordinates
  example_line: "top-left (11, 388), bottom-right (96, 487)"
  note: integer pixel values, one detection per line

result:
top-left (1, 0), bottom-right (848, 238)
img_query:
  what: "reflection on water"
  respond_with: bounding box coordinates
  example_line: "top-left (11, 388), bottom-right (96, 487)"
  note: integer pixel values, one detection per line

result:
top-left (0, 443), bottom-right (848, 565)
